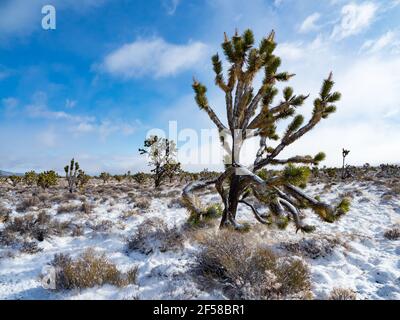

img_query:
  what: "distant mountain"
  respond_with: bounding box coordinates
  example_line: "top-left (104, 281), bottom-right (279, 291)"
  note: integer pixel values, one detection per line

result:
top-left (0, 170), bottom-right (23, 177)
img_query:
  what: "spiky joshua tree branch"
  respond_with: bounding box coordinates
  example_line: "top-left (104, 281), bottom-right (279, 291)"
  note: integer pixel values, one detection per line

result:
top-left (183, 29), bottom-right (350, 232)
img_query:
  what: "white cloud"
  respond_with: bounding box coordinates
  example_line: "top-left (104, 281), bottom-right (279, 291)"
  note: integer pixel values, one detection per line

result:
top-left (361, 30), bottom-right (399, 54)
top-left (100, 38), bottom-right (208, 79)
top-left (331, 2), bottom-right (377, 40)
top-left (162, 0), bottom-right (180, 15)
top-left (65, 99), bottom-right (77, 109)
top-left (299, 13), bottom-right (321, 33)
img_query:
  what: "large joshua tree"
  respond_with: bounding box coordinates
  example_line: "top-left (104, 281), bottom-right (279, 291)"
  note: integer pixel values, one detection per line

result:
top-left (183, 29), bottom-right (350, 232)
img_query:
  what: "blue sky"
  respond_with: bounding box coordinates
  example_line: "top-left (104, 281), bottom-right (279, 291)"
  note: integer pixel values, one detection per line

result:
top-left (0, 0), bottom-right (399, 174)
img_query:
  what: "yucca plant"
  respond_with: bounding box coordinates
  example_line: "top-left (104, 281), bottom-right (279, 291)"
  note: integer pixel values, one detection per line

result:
top-left (64, 158), bottom-right (80, 193)
top-left (183, 29), bottom-right (350, 232)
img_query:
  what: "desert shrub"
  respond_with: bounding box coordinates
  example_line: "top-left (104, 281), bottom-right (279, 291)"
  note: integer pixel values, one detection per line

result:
top-left (328, 288), bottom-right (357, 300)
top-left (91, 220), bottom-right (113, 232)
top-left (281, 237), bottom-right (341, 259)
top-left (0, 205), bottom-right (11, 223)
top-left (16, 196), bottom-right (40, 212)
top-left (384, 227), bottom-right (400, 240)
top-left (186, 203), bottom-right (223, 229)
top-left (71, 224), bottom-right (84, 237)
top-left (125, 265), bottom-right (139, 285)
top-left (24, 171), bottom-right (38, 186)
top-left (20, 241), bottom-right (42, 254)
top-left (132, 172), bottom-right (147, 184)
top-left (81, 201), bottom-right (94, 214)
top-left (167, 197), bottom-right (184, 208)
top-left (195, 231), bottom-right (311, 299)
top-left (37, 171), bottom-right (58, 189)
top-left (127, 218), bottom-right (184, 255)
top-left (2, 211), bottom-right (70, 245)
top-left (57, 203), bottom-right (81, 214)
top-left (48, 249), bottom-right (137, 290)
top-left (135, 198), bottom-right (151, 210)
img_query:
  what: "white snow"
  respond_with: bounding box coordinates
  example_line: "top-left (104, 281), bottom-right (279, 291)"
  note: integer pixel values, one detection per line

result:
top-left (0, 180), bottom-right (399, 300)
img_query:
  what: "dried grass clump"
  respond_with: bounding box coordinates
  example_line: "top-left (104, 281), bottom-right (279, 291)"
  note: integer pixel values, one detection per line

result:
top-left (167, 197), bottom-right (184, 209)
top-left (127, 218), bottom-right (184, 255)
top-left (135, 198), bottom-right (151, 210)
top-left (328, 287), bottom-right (357, 300)
top-left (384, 226), bottom-right (400, 240)
top-left (195, 231), bottom-right (311, 299)
top-left (81, 201), bottom-right (94, 214)
top-left (16, 196), bottom-right (40, 212)
top-left (281, 236), bottom-right (341, 259)
top-left (49, 248), bottom-right (138, 290)
top-left (2, 211), bottom-right (70, 244)
top-left (0, 205), bottom-right (11, 223)
top-left (57, 203), bottom-right (81, 214)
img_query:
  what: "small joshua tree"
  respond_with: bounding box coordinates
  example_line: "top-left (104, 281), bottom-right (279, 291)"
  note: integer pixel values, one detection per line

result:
top-left (139, 136), bottom-right (181, 188)
top-left (37, 171), bottom-right (58, 190)
top-left (114, 175), bottom-right (124, 183)
top-left (183, 29), bottom-right (350, 232)
top-left (24, 171), bottom-right (38, 186)
top-left (99, 172), bottom-right (111, 184)
top-left (64, 158), bottom-right (80, 193)
top-left (341, 148), bottom-right (350, 179)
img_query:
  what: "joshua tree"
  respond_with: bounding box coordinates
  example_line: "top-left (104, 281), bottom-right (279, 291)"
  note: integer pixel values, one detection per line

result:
top-left (64, 158), bottom-right (80, 193)
top-left (139, 136), bottom-right (181, 188)
top-left (341, 148), bottom-right (350, 179)
top-left (183, 29), bottom-right (350, 232)
top-left (37, 171), bottom-right (58, 190)
top-left (99, 172), bottom-right (111, 184)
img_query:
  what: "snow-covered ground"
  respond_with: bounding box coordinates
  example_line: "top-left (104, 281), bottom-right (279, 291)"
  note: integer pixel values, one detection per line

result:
top-left (0, 179), bottom-right (399, 300)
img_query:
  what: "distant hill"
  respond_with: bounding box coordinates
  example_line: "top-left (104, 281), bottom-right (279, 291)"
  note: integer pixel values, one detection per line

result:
top-left (0, 170), bottom-right (23, 177)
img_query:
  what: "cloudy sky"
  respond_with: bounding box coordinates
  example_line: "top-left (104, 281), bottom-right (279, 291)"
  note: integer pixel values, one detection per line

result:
top-left (0, 0), bottom-right (399, 174)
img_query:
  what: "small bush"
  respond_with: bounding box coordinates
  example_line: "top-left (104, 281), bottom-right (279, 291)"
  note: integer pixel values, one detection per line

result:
top-left (49, 248), bottom-right (136, 290)
top-left (127, 218), bottom-right (184, 254)
top-left (57, 203), bottom-right (81, 214)
top-left (81, 201), bottom-right (94, 214)
top-left (16, 196), bottom-right (40, 212)
top-left (282, 237), bottom-right (341, 259)
top-left (384, 227), bottom-right (400, 240)
top-left (0, 205), bottom-right (11, 223)
top-left (328, 288), bottom-right (357, 300)
top-left (195, 231), bottom-right (311, 299)
top-left (135, 198), bottom-right (151, 210)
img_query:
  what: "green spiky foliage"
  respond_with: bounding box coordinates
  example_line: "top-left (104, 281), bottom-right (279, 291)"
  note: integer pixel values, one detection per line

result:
top-left (37, 171), bottom-right (58, 190)
top-left (64, 158), bottom-right (80, 193)
top-left (139, 136), bottom-right (181, 188)
top-left (114, 175), bottom-right (124, 183)
top-left (184, 29), bottom-right (348, 233)
top-left (99, 172), bottom-right (111, 184)
top-left (24, 171), bottom-right (37, 186)
top-left (77, 170), bottom-right (90, 191)
top-left (132, 172), bottom-right (148, 184)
